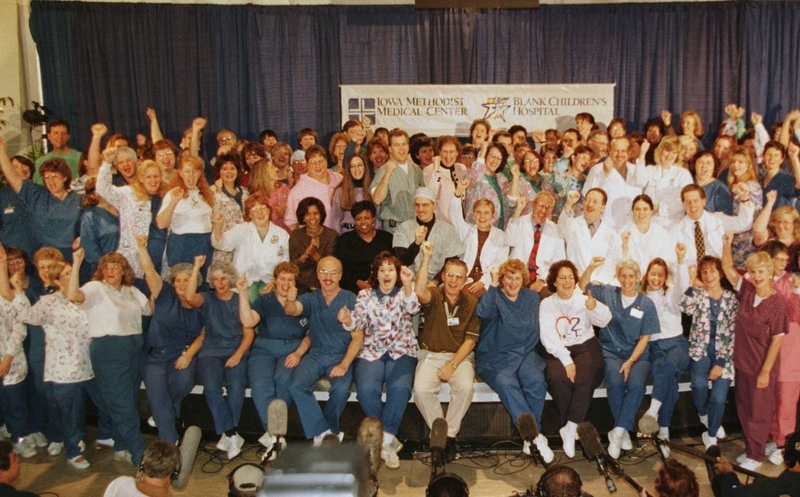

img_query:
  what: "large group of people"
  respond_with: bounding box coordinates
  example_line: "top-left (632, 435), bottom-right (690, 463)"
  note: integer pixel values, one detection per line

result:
top-left (0, 104), bottom-right (799, 488)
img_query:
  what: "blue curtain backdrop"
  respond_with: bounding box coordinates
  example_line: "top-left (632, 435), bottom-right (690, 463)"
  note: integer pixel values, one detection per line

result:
top-left (29, 1), bottom-right (800, 152)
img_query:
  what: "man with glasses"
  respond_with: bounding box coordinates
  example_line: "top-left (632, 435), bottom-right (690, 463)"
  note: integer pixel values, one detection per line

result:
top-left (412, 241), bottom-right (481, 462)
top-left (285, 256), bottom-right (360, 446)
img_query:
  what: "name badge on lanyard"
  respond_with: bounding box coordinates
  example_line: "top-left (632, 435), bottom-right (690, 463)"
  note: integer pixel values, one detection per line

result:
top-left (445, 301), bottom-right (460, 327)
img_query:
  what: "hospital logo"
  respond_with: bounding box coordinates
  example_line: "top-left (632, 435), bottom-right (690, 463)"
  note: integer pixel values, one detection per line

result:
top-left (348, 98), bottom-right (376, 124)
top-left (482, 96), bottom-right (511, 122)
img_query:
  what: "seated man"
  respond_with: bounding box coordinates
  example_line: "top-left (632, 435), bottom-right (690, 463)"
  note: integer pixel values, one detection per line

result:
top-left (413, 242), bottom-right (481, 461)
top-left (103, 440), bottom-right (181, 497)
top-left (285, 256), bottom-right (361, 446)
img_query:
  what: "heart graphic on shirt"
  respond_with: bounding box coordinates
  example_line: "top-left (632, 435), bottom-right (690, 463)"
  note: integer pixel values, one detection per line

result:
top-left (555, 316), bottom-right (580, 340)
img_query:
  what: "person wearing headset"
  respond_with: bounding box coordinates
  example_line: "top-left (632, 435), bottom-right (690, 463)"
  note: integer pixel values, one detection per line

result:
top-left (103, 440), bottom-right (181, 497)
top-left (534, 464), bottom-right (591, 497)
top-left (0, 440), bottom-right (36, 497)
top-left (711, 430), bottom-right (800, 497)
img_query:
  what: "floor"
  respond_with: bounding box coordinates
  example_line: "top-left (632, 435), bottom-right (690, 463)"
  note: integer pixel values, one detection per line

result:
top-left (13, 428), bottom-right (784, 496)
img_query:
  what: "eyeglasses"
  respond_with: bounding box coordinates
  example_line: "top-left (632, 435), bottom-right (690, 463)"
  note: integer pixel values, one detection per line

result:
top-left (318, 269), bottom-right (340, 275)
top-left (486, 154), bottom-right (503, 161)
top-left (7, 260), bottom-right (24, 267)
top-left (523, 159), bottom-right (539, 164)
top-left (103, 264), bottom-right (123, 271)
top-left (156, 151), bottom-right (174, 158)
top-left (557, 275), bottom-right (575, 280)
top-left (42, 173), bottom-right (61, 180)
top-left (445, 273), bottom-right (466, 280)
top-left (250, 205), bottom-right (269, 213)
top-left (219, 136), bottom-right (234, 143)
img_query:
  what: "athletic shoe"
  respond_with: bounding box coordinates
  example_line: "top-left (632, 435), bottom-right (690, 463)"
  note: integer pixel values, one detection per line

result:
top-left (621, 430), bottom-right (633, 451)
top-left (534, 433), bottom-right (554, 464)
top-left (444, 437), bottom-right (459, 462)
top-left (738, 457), bottom-right (762, 472)
top-left (30, 432), bottom-right (48, 447)
top-left (47, 442), bottom-right (64, 456)
top-left (68, 455), bottom-right (90, 470)
top-left (95, 438), bottom-right (114, 448)
top-left (314, 430), bottom-right (333, 447)
top-left (701, 432), bottom-right (717, 450)
top-left (14, 439), bottom-right (36, 458)
top-left (147, 416), bottom-right (157, 428)
top-left (114, 450), bottom-right (132, 464)
top-left (227, 433), bottom-right (244, 460)
top-left (559, 426), bottom-right (576, 459)
top-left (768, 448), bottom-right (784, 465)
top-left (216, 434), bottom-right (231, 452)
top-left (735, 452), bottom-right (748, 465)
top-left (522, 440), bottom-right (532, 456)
top-left (0, 425), bottom-right (10, 439)
top-left (715, 425), bottom-right (726, 439)
top-left (765, 441), bottom-right (777, 456)
top-left (608, 429), bottom-right (624, 460)
top-left (381, 444), bottom-right (400, 469)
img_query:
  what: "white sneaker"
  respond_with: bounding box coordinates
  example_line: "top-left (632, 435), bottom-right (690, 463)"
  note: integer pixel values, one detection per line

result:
top-left (95, 438), bottom-right (114, 448)
top-left (313, 429), bottom-right (333, 447)
top-left (216, 434), bottom-right (232, 452)
top-left (701, 432), bottom-right (717, 450)
top-left (608, 429), bottom-right (624, 459)
top-left (14, 439), bottom-right (36, 458)
top-left (227, 433), bottom-right (244, 460)
top-left (522, 440), bottom-right (532, 456)
top-left (559, 426), bottom-right (576, 459)
top-left (258, 432), bottom-right (277, 451)
top-left (114, 450), bottom-right (132, 464)
top-left (765, 441), bottom-right (777, 456)
top-left (47, 442), bottom-right (64, 456)
top-left (147, 416), bottom-right (157, 428)
top-left (621, 430), bottom-right (633, 451)
top-left (68, 455), bottom-right (90, 470)
top-left (735, 452), bottom-right (748, 464)
top-left (716, 425), bottom-right (726, 439)
top-left (381, 444), bottom-right (400, 469)
top-left (337, 431), bottom-right (344, 443)
top-left (738, 457), bottom-right (762, 472)
top-left (768, 449), bottom-right (784, 465)
top-left (30, 432), bottom-right (48, 447)
top-left (534, 433), bottom-right (554, 464)
top-left (656, 434), bottom-right (671, 458)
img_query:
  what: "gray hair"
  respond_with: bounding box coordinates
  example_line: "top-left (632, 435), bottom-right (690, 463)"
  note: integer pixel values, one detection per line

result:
top-left (207, 260), bottom-right (238, 284)
top-left (114, 146), bottom-right (138, 165)
top-left (165, 263), bottom-right (201, 287)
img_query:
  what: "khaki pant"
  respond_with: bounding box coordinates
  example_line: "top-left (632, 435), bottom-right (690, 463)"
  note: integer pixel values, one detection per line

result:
top-left (413, 349), bottom-right (475, 438)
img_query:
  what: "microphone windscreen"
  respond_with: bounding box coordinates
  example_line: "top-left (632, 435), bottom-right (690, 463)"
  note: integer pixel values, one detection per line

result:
top-left (517, 413), bottom-right (539, 442)
top-left (576, 422), bottom-right (604, 460)
top-left (431, 418), bottom-right (448, 450)
top-left (638, 414), bottom-right (659, 436)
top-left (268, 399), bottom-right (288, 436)
top-left (173, 425), bottom-right (202, 489)
top-left (357, 416), bottom-right (383, 478)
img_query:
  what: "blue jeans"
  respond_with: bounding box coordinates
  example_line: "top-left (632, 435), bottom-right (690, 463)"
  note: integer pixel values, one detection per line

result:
top-left (0, 380), bottom-right (29, 440)
top-left (91, 335), bottom-right (146, 465)
top-left (289, 353), bottom-right (353, 439)
top-left (144, 357), bottom-right (197, 443)
top-left (604, 352), bottom-right (651, 431)
top-left (248, 339), bottom-right (298, 431)
top-left (198, 355), bottom-right (248, 434)
top-left (690, 355), bottom-right (731, 436)
top-left (479, 352), bottom-right (548, 429)
top-left (354, 354), bottom-right (417, 435)
top-left (649, 336), bottom-right (690, 427)
top-left (50, 381), bottom-right (87, 459)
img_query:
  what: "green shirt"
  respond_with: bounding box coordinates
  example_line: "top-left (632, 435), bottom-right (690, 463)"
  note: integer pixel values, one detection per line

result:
top-left (34, 149), bottom-right (82, 184)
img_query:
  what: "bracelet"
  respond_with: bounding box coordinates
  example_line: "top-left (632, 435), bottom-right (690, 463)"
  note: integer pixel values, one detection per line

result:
top-left (449, 362), bottom-right (458, 370)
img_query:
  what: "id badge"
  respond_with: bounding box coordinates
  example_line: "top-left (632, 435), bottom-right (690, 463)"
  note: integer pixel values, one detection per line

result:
top-left (630, 308), bottom-right (643, 319)
top-left (447, 317), bottom-right (460, 326)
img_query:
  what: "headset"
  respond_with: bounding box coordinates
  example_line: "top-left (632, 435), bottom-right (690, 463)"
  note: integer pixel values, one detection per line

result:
top-left (785, 430), bottom-right (800, 468)
top-left (138, 458), bottom-right (181, 482)
top-left (535, 465), bottom-right (582, 497)
top-left (426, 473), bottom-right (469, 497)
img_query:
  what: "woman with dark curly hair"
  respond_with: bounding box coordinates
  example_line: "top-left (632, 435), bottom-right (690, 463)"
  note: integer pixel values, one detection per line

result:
top-left (350, 252), bottom-right (419, 469)
top-left (67, 248), bottom-right (152, 466)
top-left (539, 260), bottom-right (609, 458)
top-left (289, 197), bottom-right (338, 294)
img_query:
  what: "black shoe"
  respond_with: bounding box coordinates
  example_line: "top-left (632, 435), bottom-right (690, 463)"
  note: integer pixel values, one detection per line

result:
top-left (444, 437), bottom-right (459, 462)
top-left (704, 444), bottom-right (721, 484)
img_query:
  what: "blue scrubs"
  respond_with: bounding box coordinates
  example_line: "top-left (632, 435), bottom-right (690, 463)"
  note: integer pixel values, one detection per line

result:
top-left (144, 284), bottom-right (203, 443)
top-left (16, 181), bottom-right (82, 259)
top-left (0, 186), bottom-right (38, 257)
top-left (587, 283), bottom-right (659, 431)
top-left (288, 289), bottom-right (356, 438)
top-left (79, 206), bottom-right (120, 283)
top-left (198, 292), bottom-right (247, 435)
top-left (249, 293), bottom-right (306, 431)
top-left (475, 286), bottom-right (547, 428)
top-left (147, 195), bottom-right (168, 275)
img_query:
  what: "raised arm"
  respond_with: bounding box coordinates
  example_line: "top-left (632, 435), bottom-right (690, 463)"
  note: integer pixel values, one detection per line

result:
top-left (578, 256), bottom-right (605, 291)
top-left (779, 110), bottom-right (800, 147)
top-left (88, 123), bottom-right (107, 176)
top-left (236, 274), bottom-right (261, 328)
top-left (0, 137), bottom-right (22, 193)
top-left (136, 235), bottom-right (164, 299)
top-left (414, 241), bottom-right (434, 304)
top-left (370, 162), bottom-right (396, 205)
top-left (156, 186), bottom-right (184, 230)
top-left (720, 232), bottom-right (741, 288)
top-left (787, 142), bottom-right (800, 190)
top-left (146, 108), bottom-right (164, 143)
top-left (66, 248), bottom-right (86, 304)
top-left (753, 190), bottom-right (777, 247)
top-left (183, 255), bottom-right (206, 305)
top-left (189, 117), bottom-right (206, 158)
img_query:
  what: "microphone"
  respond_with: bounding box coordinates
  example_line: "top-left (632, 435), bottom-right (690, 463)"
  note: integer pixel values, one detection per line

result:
top-left (357, 416), bottom-right (383, 497)
top-left (637, 415), bottom-right (668, 463)
top-left (577, 422), bottom-right (617, 494)
top-left (660, 439), bottom-right (766, 480)
top-left (517, 413), bottom-right (549, 468)
top-left (173, 425), bottom-right (202, 489)
top-left (430, 417), bottom-right (448, 481)
top-left (263, 399), bottom-right (288, 463)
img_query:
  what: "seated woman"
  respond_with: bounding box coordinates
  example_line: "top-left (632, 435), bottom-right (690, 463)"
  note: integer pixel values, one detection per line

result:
top-left (135, 236), bottom-right (203, 445)
top-left (638, 251), bottom-right (691, 456)
top-left (238, 262), bottom-right (309, 454)
top-left (475, 259), bottom-right (553, 463)
top-left (11, 260), bottom-right (98, 469)
top-left (350, 252), bottom-right (419, 470)
top-left (448, 186), bottom-right (509, 298)
top-left (680, 256), bottom-right (736, 449)
top-left (185, 257), bottom-right (254, 460)
top-left (579, 257), bottom-right (658, 459)
top-left (539, 260), bottom-right (609, 458)
top-left (289, 197), bottom-right (338, 295)
top-left (212, 192), bottom-right (289, 302)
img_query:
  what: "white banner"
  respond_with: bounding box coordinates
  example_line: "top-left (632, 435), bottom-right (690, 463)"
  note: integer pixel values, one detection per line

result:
top-left (340, 84), bottom-right (615, 137)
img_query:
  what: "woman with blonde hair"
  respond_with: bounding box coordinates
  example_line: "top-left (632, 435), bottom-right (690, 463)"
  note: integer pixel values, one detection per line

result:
top-left (754, 192), bottom-right (800, 272)
top-left (248, 159), bottom-right (290, 231)
top-left (726, 147), bottom-right (763, 268)
top-left (633, 136), bottom-right (693, 226)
